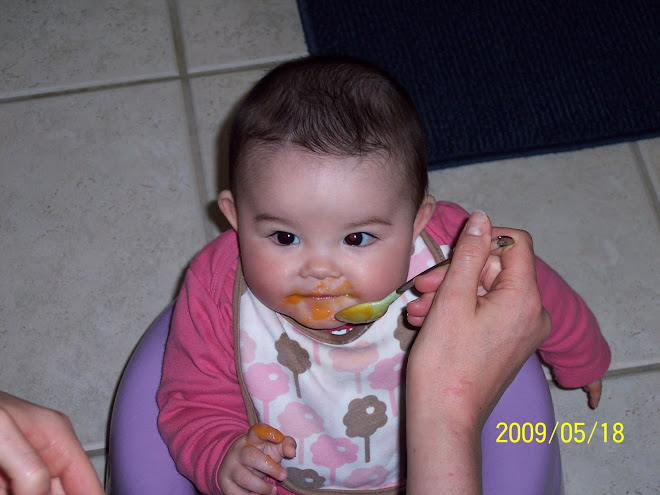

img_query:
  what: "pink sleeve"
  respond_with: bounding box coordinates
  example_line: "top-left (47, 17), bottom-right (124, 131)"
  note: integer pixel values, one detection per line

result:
top-left (426, 202), bottom-right (611, 388)
top-left (424, 201), bottom-right (470, 245)
top-left (536, 257), bottom-right (611, 388)
top-left (157, 232), bottom-right (248, 495)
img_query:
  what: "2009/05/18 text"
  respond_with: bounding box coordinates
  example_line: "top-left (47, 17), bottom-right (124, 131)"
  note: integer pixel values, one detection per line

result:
top-left (495, 422), bottom-right (624, 444)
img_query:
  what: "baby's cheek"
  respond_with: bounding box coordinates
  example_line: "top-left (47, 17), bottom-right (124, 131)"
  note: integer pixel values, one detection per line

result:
top-left (362, 271), bottom-right (406, 301)
top-left (243, 267), bottom-right (287, 305)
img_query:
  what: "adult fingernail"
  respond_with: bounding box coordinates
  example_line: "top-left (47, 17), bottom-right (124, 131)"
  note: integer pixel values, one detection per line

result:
top-left (465, 210), bottom-right (488, 236)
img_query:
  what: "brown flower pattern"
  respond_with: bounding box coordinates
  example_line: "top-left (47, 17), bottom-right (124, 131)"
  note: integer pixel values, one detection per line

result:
top-left (343, 395), bottom-right (388, 462)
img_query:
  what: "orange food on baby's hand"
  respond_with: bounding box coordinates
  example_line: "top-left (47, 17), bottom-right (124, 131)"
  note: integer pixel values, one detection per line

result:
top-left (250, 423), bottom-right (285, 443)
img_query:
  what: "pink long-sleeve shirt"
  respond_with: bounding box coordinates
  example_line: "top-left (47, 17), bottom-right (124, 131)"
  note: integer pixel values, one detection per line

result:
top-left (157, 201), bottom-right (611, 495)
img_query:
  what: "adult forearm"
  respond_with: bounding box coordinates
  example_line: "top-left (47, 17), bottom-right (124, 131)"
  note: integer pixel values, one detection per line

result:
top-left (406, 371), bottom-right (483, 494)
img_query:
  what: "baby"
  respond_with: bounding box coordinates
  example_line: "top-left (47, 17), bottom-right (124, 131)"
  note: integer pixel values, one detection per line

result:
top-left (157, 55), bottom-right (610, 495)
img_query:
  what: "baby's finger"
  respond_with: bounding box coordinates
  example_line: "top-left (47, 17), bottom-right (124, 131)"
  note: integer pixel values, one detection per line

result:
top-left (261, 436), bottom-right (297, 464)
top-left (241, 445), bottom-right (287, 483)
top-left (584, 381), bottom-right (603, 409)
top-left (247, 423), bottom-right (285, 447)
top-left (230, 465), bottom-right (277, 495)
top-left (281, 436), bottom-right (297, 459)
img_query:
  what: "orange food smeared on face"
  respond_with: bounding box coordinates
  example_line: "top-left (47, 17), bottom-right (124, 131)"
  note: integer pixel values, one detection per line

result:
top-left (283, 294), bottom-right (305, 305)
top-left (310, 304), bottom-right (334, 321)
top-left (283, 281), bottom-right (357, 323)
top-left (309, 280), bottom-right (352, 296)
top-left (250, 423), bottom-right (285, 443)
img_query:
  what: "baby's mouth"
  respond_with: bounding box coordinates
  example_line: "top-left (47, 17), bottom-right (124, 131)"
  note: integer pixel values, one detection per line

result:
top-left (282, 281), bottom-right (359, 325)
top-left (283, 293), bottom-right (354, 306)
top-left (283, 293), bottom-right (356, 324)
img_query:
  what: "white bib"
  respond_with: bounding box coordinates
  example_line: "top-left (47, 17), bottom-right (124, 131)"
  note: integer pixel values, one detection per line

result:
top-left (235, 234), bottom-right (448, 493)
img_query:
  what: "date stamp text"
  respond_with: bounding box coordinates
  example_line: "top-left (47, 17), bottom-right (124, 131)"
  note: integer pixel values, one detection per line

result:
top-left (495, 422), bottom-right (624, 444)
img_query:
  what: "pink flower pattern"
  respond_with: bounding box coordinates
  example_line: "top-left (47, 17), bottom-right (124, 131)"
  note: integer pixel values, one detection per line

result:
top-left (244, 362), bottom-right (289, 424)
top-left (239, 331), bottom-right (257, 364)
top-left (408, 249), bottom-right (438, 279)
top-left (344, 465), bottom-right (389, 489)
top-left (277, 402), bottom-right (324, 464)
top-left (310, 434), bottom-right (358, 486)
top-left (367, 353), bottom-right (405, 417)
top-left (329, 341), bottom-right (379, 393)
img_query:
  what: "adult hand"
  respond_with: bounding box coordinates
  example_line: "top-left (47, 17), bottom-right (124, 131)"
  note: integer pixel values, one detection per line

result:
top-left (405, 210), bottom-right (551, 494)
top-left (0, 391), bottom-right (104, 495)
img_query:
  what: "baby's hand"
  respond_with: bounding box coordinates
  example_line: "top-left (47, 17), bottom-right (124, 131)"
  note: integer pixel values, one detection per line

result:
top-left (217, 423), bottom-right (296, 495)
top-left (583, 379), bottom-right (603, 409)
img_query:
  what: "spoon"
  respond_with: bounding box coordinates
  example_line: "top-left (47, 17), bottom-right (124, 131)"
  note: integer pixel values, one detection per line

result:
top-left (334, 235), bottom-right (515, 324)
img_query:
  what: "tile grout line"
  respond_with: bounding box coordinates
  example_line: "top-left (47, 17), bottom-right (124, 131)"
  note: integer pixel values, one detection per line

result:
top-left (166, 0), bottom-right (214, 243)
top-left (603, 362), bottom-right (660, 378)
top-left (187, 52), bottom-right (309, 77)
top-left (83, 440), bottom-right (105, 459)
top-left (0, 74), bottom-right (180, 104)
top-left (0, 54), bottom-right (307, 105)
top-left (543, 362), bottom-right (660, 386)
top-left (85, 448), bottom-right (106, 457)
top-left (0, 53), bottom-right (305, 104)
top-left (630, 142), bottom-right (660, 227)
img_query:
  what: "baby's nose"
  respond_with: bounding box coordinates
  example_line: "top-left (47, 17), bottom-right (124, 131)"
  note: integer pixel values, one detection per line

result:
top-left (300, 253), bottom-right (341, 280)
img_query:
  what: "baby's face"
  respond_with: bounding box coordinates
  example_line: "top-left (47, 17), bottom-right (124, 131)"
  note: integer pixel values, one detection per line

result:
top-left (228, 147), bottom-right (428, 329)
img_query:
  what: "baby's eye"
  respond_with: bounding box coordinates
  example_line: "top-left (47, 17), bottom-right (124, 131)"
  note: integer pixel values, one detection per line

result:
top-left (271, 231), bottom-right (300, 245)
top-left (344, 232), bottom-right (375, 247)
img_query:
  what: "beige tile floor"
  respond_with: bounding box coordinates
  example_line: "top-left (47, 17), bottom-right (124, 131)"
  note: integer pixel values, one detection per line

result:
top-left (1, 1), bottom-right (657, 493)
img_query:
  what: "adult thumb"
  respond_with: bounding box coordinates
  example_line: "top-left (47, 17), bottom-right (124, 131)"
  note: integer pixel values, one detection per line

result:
top-left (438, 210), bottom-right (492, 303)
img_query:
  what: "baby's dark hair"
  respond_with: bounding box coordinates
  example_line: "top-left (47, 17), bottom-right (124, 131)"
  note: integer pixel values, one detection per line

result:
top-left (228, 54), bottom-right (428, 208)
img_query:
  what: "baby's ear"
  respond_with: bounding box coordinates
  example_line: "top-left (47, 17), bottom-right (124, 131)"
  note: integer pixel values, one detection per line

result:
top-left (218, 190), bottom-right (239, 231)
top-left (412, 195), bottom-right (436, 239)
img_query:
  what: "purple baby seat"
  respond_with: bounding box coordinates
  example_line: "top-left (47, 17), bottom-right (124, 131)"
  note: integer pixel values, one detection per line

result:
top-left (106, 304), bottom-right (561, 494)
top-left (107, 303), bottom-right (196, 494)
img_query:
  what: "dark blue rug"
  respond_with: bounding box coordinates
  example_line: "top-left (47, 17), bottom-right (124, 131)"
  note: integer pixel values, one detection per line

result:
top-left (297, 1), bottom-right (660, 169)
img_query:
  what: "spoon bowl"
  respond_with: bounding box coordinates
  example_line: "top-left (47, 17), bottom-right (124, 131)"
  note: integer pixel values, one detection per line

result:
top-left (334, 235), bottom-right (514, 324)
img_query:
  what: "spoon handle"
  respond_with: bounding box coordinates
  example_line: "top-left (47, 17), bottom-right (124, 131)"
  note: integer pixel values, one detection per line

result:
top-left (396, 235), bottom-right (514, 295)
top-left (396, 259), bottom-right (450, 294)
